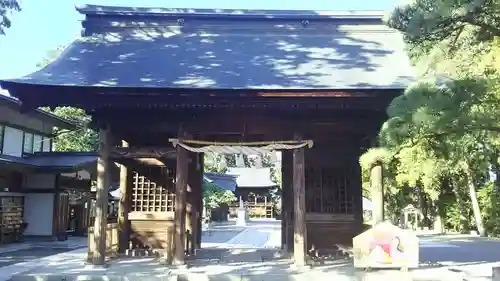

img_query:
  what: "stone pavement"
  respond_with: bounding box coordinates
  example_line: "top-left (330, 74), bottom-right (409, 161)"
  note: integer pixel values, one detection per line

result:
top-left (0, 237), bottom-right (87, 255)
top-left (1, 222), bottom-right (500, 281)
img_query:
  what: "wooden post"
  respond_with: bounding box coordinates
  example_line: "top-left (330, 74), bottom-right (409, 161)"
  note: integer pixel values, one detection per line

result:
top-left (189, 152), bottom-right (202, 252)
top-left (293, 146), bottom-right (306, 267)
top-left (371, 162), bottom-right (384, 224)
top-left (91, 127), bottom-right (110, 265)
top-left (282, 151), bottom-right (294, 253)
top-left (196, 153), bottom-right (204, 248)
top-left (353, 160), bottom-right (364, 234)
top-left (186, 152), bottom-right (197, 255)
top-left (280, 154), bottom-right (286, 250)
top-left (118, 140), bottom-right (130, 253)
top-left (173, 133), bottom-right (189, 265)
top-left (51, 174), bottom-right (61, 239)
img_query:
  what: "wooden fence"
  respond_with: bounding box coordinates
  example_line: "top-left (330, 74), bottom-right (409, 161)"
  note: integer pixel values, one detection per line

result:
top-left (87, 222), bottom-right (119, 261)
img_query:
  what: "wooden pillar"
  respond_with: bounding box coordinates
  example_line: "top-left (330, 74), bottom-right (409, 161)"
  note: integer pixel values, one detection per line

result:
top-left (173, 133), bottom-right (189, 265)
top-left (118, 140), bottom-right (131, 253)
top-left (353, 155), bottom-right (364, 234)
top-left (91, 127), bottom-right (111, 265)
top-left (51, 174), bottom-right (61, 239)
top-left (189, 152), bottom-right (202, 251)
top-left (280, 154), bottom-right (286, 250)
top-left (282, 151), bottom-right (294, 253)
top-left (196, 153), bottom-right (204, 248)
top-left (186, 152), bottom-right (198, 255)
top-left (293, 145), bottom-right (306, 266)
top-left (371, 162), bottom-right (384, 224)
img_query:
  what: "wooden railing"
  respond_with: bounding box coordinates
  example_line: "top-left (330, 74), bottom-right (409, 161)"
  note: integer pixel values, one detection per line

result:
top-left (87, 222), bottom-right (119, 261)
top-left (229, 202), bottom-right (275, 219)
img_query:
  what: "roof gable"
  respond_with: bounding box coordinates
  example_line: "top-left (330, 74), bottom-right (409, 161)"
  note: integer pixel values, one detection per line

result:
top-left (1, 5), bottom-right (414, 91)
top-left (227, 167), bottom-right (278, 188)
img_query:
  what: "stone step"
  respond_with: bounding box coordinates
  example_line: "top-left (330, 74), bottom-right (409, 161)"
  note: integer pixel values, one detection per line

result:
top-left (177, 273), bottom-right (305, 281)
top-left (11, 273), bottom-right (308, 281)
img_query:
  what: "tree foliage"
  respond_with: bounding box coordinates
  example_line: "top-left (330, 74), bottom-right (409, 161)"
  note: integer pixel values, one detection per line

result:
top-left (0, 0), bottom-right (20, 35)
top-left (203, 181), bottom-right (236, 210)
top-left (42, 107), bottom-right (99, 152)
top-left (359, 0), bottom-right (500, 236)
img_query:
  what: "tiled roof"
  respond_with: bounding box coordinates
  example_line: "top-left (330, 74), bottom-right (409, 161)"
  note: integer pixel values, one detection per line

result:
top-left (0, 5), bottom-right (414, 91)
top-left (227, 167), bottom-right (278, 188)
top-left (204, 172), bottom-right (238, 191)
top-left (0, 152), bottom-right (97, 172)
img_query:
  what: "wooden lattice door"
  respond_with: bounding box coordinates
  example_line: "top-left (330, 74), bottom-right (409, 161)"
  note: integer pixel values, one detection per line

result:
top-left (131, 167), bottom-right (175, 213)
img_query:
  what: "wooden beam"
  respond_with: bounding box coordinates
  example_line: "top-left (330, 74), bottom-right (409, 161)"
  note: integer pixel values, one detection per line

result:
top-left (293, 137), bottom-right (307, 267)
top-left (90, 127), bottom-right (111, 265)
top-left (118, 140), bottom-right (130, 253)
top-left (110, 147), bottom-right (176, 159)
top-left (103, 114), bottom-right (380, 137)
top-left (173, 131), bottom-right (189, 265)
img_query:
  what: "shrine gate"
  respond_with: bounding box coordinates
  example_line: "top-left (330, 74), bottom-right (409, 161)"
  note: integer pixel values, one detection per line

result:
top-left (0, 5), bottom-right (414, 267)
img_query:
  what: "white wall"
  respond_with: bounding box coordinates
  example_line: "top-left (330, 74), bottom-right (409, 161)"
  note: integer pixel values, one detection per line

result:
top-left (23, 193), bottom-right (54, 236)
top-left (2, 126), bottom-right (23, 157)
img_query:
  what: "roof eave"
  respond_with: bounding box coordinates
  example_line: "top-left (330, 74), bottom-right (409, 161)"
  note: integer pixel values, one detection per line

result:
top-left (0, 94), bottom-right (79, 130)
top-left (75, 4), bottom-right (386, 20)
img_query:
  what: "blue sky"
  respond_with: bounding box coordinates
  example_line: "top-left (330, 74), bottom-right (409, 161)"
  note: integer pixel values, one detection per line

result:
top-left (0, 0), bottom-right (398, 80)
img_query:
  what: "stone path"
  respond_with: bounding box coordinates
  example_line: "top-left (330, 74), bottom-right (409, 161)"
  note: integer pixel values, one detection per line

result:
top-left (0, 237), bottom-right (87, 255)
top-left (3, 222), bottom-right (500, 281)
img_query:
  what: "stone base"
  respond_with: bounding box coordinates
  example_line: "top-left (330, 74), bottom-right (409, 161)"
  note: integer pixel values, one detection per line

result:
top-left (354, 269), bottom-right (412, 281)
top-left (236, 208), bottom-right (247, 226)
top-left (83, 263), bottom-right (110, 269)
top-left (493, 266), bottom-right (500, 281)
top-left (125, 249), bottom-right (158, 257)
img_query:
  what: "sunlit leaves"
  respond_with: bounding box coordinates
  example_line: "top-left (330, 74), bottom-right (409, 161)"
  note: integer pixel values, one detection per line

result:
top-left (203, 181), bottom-right (236, 210)
top-left (41, 106), bottom-right (98, 152)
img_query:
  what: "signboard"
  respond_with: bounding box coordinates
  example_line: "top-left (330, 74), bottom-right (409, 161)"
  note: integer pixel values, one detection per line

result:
top-left (352, 222), bottom-right (419, 269)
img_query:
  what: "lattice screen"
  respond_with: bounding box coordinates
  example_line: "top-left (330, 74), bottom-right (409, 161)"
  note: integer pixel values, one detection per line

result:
top-left (131, 167), bottom-right (175, 212)
top-left (305, 167), bottom-right (355, 214)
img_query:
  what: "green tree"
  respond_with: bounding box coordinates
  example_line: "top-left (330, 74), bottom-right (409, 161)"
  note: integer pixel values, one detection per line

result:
top-left (44, 107), bottom-right (99, 152)
top-left (0, 0), bottom-right (20, 35)
top-left (359, 0), bottom-right (500, 236)
top-left (36, 47), bottom-right (98, 152)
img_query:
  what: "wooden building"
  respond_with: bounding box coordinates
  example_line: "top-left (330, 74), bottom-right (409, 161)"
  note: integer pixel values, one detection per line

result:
top-left (228, 167), bottom-right (278, 218)
top-left (0, 5), bottom-right (414, 265)
top-left (0, 94), bottom-right (98, 243)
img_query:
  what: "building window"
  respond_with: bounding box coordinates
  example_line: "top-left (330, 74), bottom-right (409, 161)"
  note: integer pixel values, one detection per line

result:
top-left (23, 132), bottom-right (34, 154)
top-left (33, 134), bottom-right (43, 153)
top-left (0, 125), bottom-right (4, 154)
top-left (42, 136), bottom-right (52, 152)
